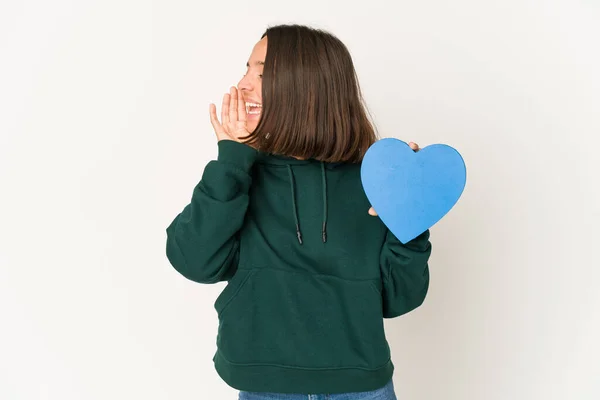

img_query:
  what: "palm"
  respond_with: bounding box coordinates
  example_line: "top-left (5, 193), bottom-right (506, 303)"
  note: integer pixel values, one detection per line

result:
top-left (209, 86), bottom-right (251, 142)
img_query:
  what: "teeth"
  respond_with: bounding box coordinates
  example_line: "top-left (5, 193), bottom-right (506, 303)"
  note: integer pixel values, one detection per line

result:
top-left (245, 102), bottom-right (262, 115)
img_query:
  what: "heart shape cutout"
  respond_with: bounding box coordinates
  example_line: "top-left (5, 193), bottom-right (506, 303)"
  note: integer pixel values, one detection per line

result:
top-left (361, 138), bottom-right (466, 243)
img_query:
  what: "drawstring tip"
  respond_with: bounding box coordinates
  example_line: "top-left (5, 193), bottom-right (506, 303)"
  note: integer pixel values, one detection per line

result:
top-left (297, 230), bottom-right (303, 245)
top-left (322, 223), bottom-right (327, 243)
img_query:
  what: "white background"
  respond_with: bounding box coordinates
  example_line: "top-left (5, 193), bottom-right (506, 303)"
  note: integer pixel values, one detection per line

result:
top-left (1, 1), bottom-right (599, 399)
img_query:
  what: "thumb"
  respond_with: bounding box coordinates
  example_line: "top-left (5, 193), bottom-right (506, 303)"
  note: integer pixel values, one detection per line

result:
top-left (368, 207), bottom-right (378, 216)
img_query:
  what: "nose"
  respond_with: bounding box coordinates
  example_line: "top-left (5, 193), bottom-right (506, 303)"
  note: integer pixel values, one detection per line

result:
top-left (238, 74), bottom-right (252, 92)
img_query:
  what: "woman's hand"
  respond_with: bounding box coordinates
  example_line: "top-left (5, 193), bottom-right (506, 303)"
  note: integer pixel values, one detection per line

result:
top-left (368, 141), bottom-right (420, 217)
top-left (209, 86), bottom-right (251, 143)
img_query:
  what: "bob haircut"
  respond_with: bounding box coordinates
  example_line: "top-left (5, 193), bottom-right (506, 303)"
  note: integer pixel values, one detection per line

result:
top-left (243, 24), bottom-right (378, 163)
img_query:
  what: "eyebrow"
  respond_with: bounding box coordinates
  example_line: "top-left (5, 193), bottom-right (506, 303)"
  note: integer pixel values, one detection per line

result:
top-left (246, 61), bottom-right (265, 67)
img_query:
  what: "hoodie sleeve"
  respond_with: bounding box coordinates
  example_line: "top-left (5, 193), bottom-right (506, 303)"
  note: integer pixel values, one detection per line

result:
top-left (379, 229), bottom-right (432, 318)
top-left (165, 140), bottom-right (258, 284)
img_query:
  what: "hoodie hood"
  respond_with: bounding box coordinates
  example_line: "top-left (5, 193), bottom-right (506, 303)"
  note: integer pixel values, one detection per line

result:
top-left (256, 151), bottom-right (343, 169)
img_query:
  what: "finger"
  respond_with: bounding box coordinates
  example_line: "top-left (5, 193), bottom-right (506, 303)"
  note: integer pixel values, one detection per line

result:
top-left (368, 207), bottom-right (378, 216)
top-left (409, 141), bottom-right (420, 152)
top-left (229, 87), bottom-right (238, 122)
top-left (209, 103), bottom-right (224, 134)
top-left (237, 86), bottom-right (246, 122)
top-left (221, 93), bottom-right (230, 125)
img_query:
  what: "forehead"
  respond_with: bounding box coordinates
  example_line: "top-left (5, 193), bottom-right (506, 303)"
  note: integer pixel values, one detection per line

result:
top-left (247, 36), bottom-right (267, 65)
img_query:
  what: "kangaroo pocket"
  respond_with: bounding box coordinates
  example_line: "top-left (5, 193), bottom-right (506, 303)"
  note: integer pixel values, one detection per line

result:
top-left (214, 267), bottom-right (390, 369)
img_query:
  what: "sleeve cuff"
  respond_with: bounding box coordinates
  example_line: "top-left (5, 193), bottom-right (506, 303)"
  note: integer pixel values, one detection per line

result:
top-left (217, 140), bottom-right (258, 171)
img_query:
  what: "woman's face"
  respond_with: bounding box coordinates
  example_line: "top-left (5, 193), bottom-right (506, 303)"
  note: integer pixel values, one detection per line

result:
top-left (238, 36), bottom-right (267, 133)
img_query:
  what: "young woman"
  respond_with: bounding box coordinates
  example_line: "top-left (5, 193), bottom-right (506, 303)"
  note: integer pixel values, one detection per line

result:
top-left (166, 24), bottom-right (432, 400)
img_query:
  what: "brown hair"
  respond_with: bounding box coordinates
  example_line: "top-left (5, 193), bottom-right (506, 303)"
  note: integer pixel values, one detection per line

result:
top-left (243, 24), bottom-right (378, 163)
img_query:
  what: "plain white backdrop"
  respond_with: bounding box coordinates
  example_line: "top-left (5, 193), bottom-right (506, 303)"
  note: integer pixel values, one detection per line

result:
top-left (1, 1), bottom-right (599, 399)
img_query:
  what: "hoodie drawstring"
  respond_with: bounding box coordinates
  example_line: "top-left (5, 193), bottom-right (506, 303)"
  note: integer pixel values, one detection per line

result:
top-left (321, 162), bottom-right (328, 243)
top-left (287, 165), bottom-right (303, 245)
top-left (286, 163), bottom-right (328, 245)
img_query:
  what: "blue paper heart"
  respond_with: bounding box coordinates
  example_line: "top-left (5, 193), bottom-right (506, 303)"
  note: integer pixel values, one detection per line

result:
top-left (361, 138), bottom-right (466, 243)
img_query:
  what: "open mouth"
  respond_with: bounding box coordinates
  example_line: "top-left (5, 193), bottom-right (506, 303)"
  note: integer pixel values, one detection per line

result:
top-left (245, 102), bottom-right (262, 116)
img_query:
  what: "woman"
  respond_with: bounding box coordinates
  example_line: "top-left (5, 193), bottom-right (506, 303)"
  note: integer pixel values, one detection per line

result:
top-left (166, 24), bottom-right (432, 400)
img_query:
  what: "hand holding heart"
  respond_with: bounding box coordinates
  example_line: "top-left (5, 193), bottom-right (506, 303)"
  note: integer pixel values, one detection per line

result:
top-left (361, 137), bottom-right (466, 243)
top-left (368, 141), bottom-right (420, 216)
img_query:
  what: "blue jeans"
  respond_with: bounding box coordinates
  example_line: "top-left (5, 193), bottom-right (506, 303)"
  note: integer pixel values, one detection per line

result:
top-left (238, 379), bottom-right (396, 400)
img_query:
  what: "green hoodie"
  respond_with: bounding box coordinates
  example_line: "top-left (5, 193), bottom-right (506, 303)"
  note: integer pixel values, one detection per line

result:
top-left (166, 140), bottom-right (432, 394)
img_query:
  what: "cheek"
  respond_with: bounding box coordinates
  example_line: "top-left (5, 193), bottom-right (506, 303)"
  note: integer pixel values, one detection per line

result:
top-left (246, 119), bottom-right (259, 133)
top-left (256, 81), bottom-right (262, 102)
